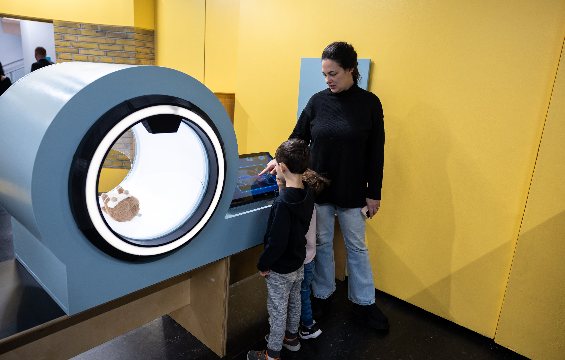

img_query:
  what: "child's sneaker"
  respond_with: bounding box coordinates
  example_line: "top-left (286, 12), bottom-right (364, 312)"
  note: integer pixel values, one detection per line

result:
top-left (283, 335), bottom-right (301, 351)
top-left (299, 320), bottom-right (322, 339)
top-left (247, 350), bottom-right (279, 360)
top-left (264, 334), bottom-right (301, 351)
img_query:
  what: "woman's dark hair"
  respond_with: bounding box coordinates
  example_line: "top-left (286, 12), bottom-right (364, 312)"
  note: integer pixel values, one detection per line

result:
top-left (303, 169), bottom-right (330, 197)
top-left (0, 62), bottom-right (4, 76)
top-left (321, 42), bottom-right (360, 84)
top-left (275, 138), bottom-right (310, 174)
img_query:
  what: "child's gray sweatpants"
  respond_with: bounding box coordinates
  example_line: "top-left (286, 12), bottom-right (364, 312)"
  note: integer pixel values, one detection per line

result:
top-left (265, 265), bottom-right (304, 352)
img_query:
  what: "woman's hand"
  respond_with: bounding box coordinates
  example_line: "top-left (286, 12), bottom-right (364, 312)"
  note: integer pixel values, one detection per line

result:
top-left (366, 198), bottom-right (381, 219)
top-left (260, 270), bottom-right (270, 277)
top-left (258, 159), bottom-right (277, 176)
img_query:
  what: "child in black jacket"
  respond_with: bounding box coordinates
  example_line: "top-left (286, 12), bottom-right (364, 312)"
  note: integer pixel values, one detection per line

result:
top-left (248, 139), bottom-right (314, 360)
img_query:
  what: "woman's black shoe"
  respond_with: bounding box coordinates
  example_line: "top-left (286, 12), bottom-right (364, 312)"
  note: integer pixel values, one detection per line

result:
top-left (311, 296), bottom-right (332, 319)
top-left (354, 303), bottom-right (390, 330)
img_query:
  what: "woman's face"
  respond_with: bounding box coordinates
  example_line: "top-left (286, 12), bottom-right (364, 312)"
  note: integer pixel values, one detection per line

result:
top-left (322, 59), bottom-right (354, 93)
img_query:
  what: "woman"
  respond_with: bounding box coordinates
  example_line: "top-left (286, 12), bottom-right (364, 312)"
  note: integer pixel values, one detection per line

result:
top-left (0, 62), bottom-right (12, 97)
top-left (261, 42), bottom-right (387, 330)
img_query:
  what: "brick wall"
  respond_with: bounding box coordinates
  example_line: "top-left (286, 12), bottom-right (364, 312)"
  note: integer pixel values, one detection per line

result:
top-left (53, 21), bottom-right (154, 65)
top-left (103, 130), bottom-right (135, 169)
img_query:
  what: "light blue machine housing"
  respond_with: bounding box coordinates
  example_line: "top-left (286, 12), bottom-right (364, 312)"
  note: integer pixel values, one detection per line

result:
top-left (0, 63), bottom-right (270, 315)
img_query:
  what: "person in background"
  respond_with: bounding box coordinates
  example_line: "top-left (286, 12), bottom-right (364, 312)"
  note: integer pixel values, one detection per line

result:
top-left (31, 47), bottom-right (54, 72)
top-left (259, 41), bottom-right (388, 330)
top-left (248, 139), bottom-right (314, 360)
top-left (0, 62), bottom-right (12, 96)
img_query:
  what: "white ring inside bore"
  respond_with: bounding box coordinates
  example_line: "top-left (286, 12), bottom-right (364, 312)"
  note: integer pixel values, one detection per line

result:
top-left (85, 105), bottom-right (225, 256)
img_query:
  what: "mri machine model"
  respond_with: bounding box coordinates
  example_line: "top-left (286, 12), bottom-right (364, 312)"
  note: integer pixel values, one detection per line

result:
top-left (0, 63), bottom-right (272, 315)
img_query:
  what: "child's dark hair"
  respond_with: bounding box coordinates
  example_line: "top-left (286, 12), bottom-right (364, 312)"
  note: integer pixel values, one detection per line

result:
top-left (275, 139), bottom-right (310, 174)
top-left (303, 169), bottom-right (330, 197)
top-left (321, 41), bottom-right (360, 85)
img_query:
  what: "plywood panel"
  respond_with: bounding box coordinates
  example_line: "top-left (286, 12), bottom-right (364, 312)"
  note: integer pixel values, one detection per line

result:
top-left (168, 258), bottom-right (230, 357)
top-left (495, 39), bottom-right (565, 360)
top-left (0, 266), bottom-right (192, 359)
top-left (214, 93), bottom-right (235, 124)
top-left (0, 257), bottom-right (235, 359)
top-left (229, 246), bottom-right (262, 285)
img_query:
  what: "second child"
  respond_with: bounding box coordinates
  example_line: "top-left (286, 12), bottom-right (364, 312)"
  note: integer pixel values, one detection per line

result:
top-left (298, 169), bottom-right (329, 339)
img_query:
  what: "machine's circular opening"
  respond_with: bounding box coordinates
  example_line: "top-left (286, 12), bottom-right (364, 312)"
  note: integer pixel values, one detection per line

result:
top-left (97, 120), bottom-right (210, 241)
top-left (71, 100), bottom-right (225, 258)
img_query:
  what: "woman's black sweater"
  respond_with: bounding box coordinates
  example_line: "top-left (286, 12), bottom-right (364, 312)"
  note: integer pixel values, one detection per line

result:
top-left (290, 84), bottom-right (385, 208)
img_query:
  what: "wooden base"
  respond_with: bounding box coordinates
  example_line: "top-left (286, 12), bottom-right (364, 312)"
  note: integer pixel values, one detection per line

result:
top-left (168, 257), bottom-right (230, 356)
top-left (0, 258), bottom-right (230, 359)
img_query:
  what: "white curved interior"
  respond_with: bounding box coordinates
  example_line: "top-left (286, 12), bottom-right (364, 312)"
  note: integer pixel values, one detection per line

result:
top-left (99, 122), bottom-right (209, 240)
top-left (85, 105), bottom-right (225, 256)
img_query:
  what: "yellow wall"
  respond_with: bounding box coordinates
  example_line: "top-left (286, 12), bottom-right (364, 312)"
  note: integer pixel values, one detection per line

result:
top-left (154, 0), bottom-right (205, 82)
top-left (98, 168), bottom-right (131, 193)
top-left (134, 0), bottom-right (154, 30)
top-left (495, 39), bottom-right (565, 359)
top-left (234, 0), bottom-right (565, 338)
top-left (0, 0), bottom-right (134, 25)
top-left (204, 0), bottom-right (240, 93)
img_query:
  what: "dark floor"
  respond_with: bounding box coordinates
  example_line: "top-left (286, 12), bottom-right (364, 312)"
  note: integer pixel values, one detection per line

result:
top-left (0, 205), bottom-right (529, 360)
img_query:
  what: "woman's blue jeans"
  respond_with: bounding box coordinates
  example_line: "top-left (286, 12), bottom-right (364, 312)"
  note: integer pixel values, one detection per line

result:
top-left (312, 203), bottom-right (376, 306)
